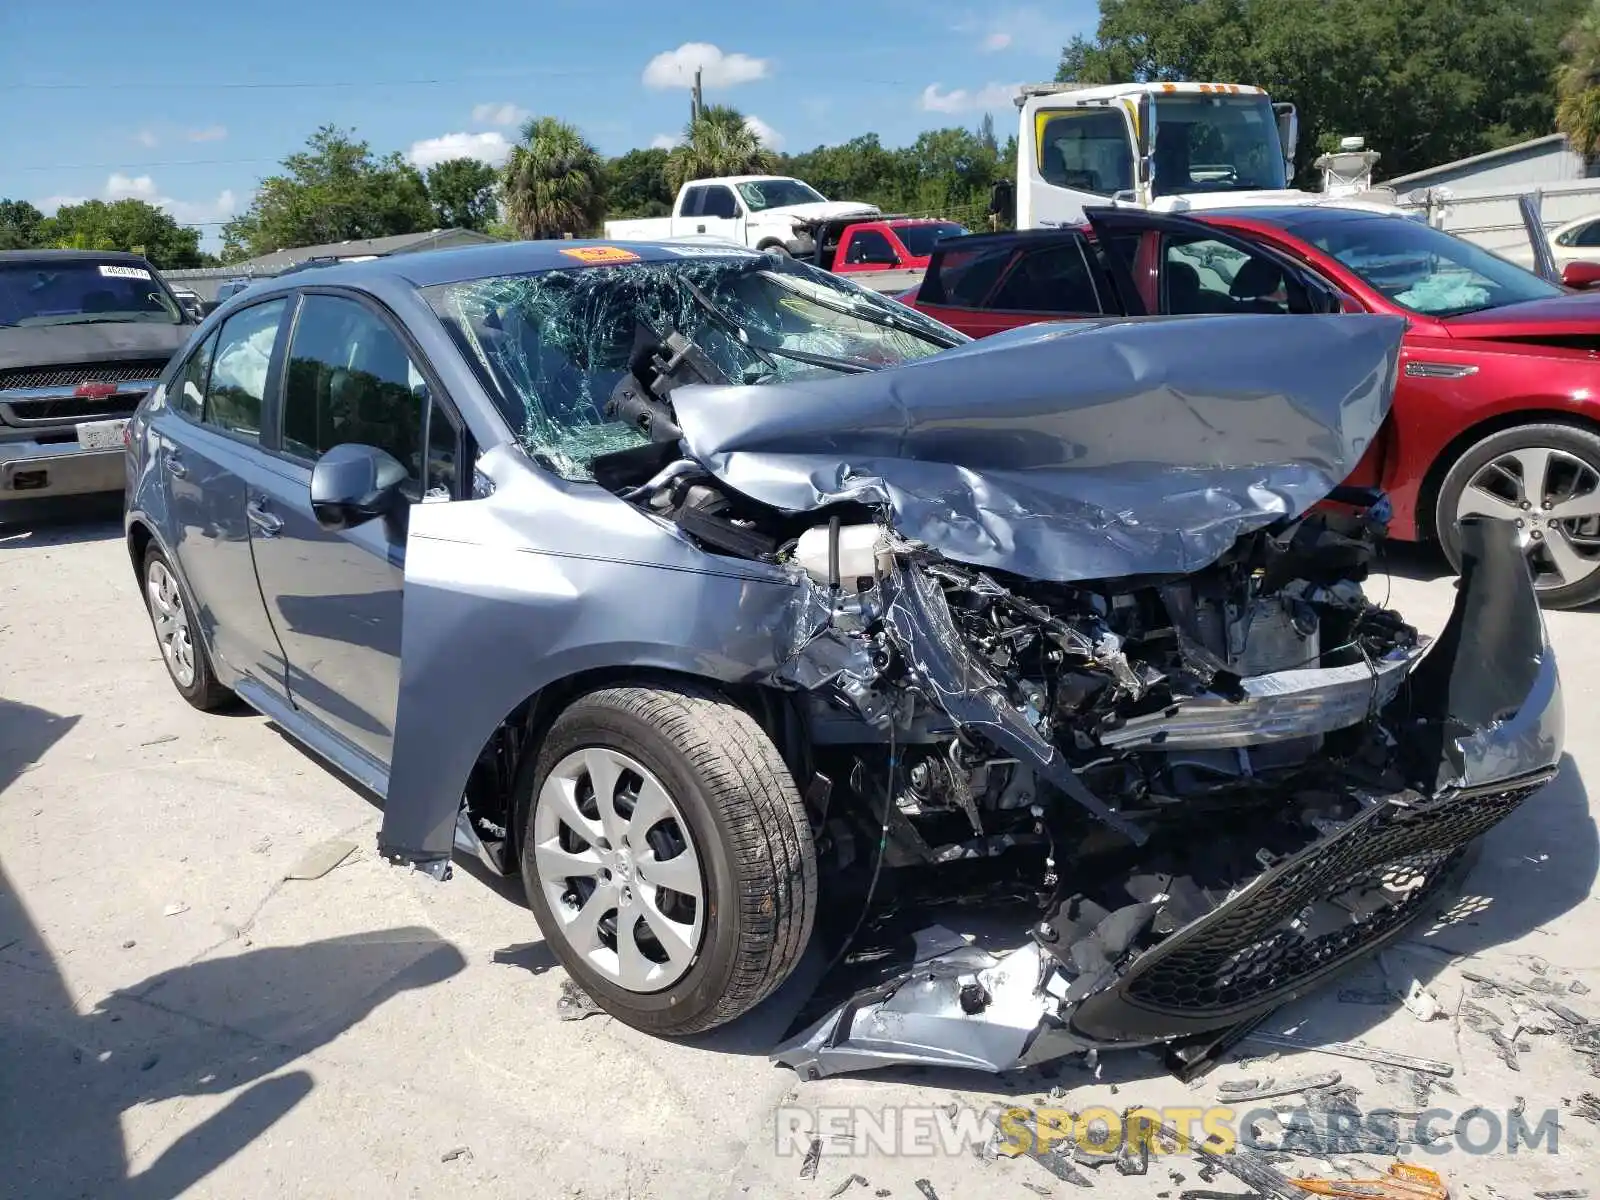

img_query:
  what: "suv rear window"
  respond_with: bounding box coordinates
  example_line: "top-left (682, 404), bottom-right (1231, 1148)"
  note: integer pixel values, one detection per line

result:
top-left (0, 260), bottom-right (183, 327)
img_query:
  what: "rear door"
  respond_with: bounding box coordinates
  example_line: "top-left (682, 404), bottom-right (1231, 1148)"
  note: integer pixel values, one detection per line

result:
top-left (913, 235), bottom-right (1117, 337)
top-left (157, 296), bottom-right (294, 693)
top-left (245, 288), bottom-right (466, 769)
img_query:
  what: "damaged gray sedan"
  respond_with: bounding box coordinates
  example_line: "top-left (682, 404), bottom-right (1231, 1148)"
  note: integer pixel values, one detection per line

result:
top-left (124, 240), bottom-right (1562, 1075)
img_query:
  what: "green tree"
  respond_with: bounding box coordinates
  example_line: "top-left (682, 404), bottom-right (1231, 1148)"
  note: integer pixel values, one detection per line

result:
top-left (605, 148), bottom-right (675, 218)
top-left (667, 104), bottom-right (774, 190)
top-left (1056, 0), bottom-right (1577, 183)
top-left (34, 198), bottom-right (205, 268)
top-left (501, 116), bottom-right (607, 239)
top-left (1558, 1), bottom-right (1600, 158)
top-left (0, 199), bottom-right (44, 250)
top-left (221, 125), bottom-right (434, 261)
top-left (424, 157), bottom-right (499, 231)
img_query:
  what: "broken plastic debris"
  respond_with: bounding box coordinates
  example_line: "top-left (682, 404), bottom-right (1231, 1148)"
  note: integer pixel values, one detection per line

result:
top-left (1244, 1033), bottom-right (1453, 1077)
top-left (800, 1137), bottom-right (822, 1180)
top-left (1402, 981), bottom-right (1442, 1022)
top-left (440, 1145), bottom-right (472, 1163)
top-left (914, 1181), bottom-right (941, 1200)
top-left (829, 1174), bottom-right (869, 1198)
top-left (557, 978), bottom-right (603, 1021)
top-left (162, 902), bottom-right (188, 917)
top-left (1288, 1162), bottom-right (1447, 1200)
top-left (1223, 1071), bottom-right (1341, 1103)
top-left (284, 838), bottom-right (358, 881)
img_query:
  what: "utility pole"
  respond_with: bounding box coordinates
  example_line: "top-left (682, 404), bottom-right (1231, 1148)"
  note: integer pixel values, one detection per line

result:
top-left (691, 68), bottom-right (703, 124)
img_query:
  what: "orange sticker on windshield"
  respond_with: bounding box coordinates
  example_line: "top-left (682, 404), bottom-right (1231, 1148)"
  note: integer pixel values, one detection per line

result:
top-left (560, 246), bottom-right (641, 265)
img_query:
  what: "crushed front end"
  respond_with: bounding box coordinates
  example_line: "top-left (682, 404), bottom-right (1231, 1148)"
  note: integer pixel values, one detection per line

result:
top-left (769, 513), bottom-right (1561, 1077)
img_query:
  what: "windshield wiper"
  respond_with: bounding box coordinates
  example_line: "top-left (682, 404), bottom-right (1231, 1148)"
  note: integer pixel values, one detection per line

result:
top-left (758, 344), bottom-right (879, 374)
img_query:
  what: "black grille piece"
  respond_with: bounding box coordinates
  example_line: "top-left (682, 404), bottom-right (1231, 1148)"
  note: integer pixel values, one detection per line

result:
top-left (1073, 776), bottom-right (1548, 1038)
top-left (0, 360), bottom-right (167, 391)
top-left (2, 393), bottom-right (145, 424)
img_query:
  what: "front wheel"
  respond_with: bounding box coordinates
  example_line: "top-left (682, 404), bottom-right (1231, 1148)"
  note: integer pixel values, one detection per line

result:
top-left (141, 546), bottom-right (234, 710)
top-left (1436, 422), bottom-right (1600, 609)
top-left (519, 683), bottom-right (816, 1035)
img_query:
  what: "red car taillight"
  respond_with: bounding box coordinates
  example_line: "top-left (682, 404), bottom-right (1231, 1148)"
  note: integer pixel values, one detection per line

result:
top-left (74, 382), bottom-right (118, 399)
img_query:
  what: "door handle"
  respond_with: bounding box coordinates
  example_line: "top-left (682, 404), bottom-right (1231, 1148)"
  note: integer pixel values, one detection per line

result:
top-left (164, 452), bottom-right (187, 479)
top-left (246, 498), bottom-right (283, 537)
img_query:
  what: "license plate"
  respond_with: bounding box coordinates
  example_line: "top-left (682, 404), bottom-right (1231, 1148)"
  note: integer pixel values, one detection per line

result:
top-left (76, 419), bottom-right (128, 450)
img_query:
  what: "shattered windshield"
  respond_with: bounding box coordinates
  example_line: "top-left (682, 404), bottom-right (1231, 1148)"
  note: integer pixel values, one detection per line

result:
top-left (1288, 213), bottom-right (1563, 317)
top-left (423, 253), bottom-right (961, 480)
top-left (736, 179), bottom-right (826, 211)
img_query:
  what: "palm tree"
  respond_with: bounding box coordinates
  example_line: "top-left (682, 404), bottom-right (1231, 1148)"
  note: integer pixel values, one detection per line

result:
top-left (1557, 1), bottom-right (1600, 160)
top-left (501, 117), bottom-right (607, 240)
top-left (666, 104), bottom-right (775, 191)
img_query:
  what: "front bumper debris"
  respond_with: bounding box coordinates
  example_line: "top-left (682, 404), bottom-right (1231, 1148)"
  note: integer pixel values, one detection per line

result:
top-left (772, 518), bottom-right (1563, 1079)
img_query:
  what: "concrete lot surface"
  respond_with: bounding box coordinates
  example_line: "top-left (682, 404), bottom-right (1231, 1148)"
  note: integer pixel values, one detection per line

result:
top-left (2, 506), bottom-right (1599, 1199)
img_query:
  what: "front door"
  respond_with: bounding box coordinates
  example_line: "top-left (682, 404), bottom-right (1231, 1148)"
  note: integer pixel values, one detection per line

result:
top-left (246, 290), bottom-right (461, 768)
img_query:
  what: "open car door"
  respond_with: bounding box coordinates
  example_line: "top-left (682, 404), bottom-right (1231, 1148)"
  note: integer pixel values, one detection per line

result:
top-left (1082, 206), bottom-right (1350, 317)
top-left (1519, 193), bottom-right (1561, 286)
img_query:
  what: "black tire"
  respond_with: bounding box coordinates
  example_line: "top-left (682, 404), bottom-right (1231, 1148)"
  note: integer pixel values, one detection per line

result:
top-left (141, 546), bottom-right (233, 711)
top-left (1436, 422), bottom-right (1600, 610)
top-left (518, 682), bottom-right (816, 1035)
top-left (759, 242), bottom-right (793, 259)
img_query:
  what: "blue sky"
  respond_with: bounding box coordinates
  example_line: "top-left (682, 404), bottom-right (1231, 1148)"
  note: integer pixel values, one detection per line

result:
top-left (0, 1), bottom-right (1094, 250)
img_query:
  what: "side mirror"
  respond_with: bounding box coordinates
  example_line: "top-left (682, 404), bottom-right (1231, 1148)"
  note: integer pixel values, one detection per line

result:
top-left (1562, 260), bottom-right (1600, 290)
top-left (310, 443), bottom-right (409, 532)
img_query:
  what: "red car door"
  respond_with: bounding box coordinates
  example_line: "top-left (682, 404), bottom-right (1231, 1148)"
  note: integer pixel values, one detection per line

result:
top-left (912, 233), bottom-right (1119, 337)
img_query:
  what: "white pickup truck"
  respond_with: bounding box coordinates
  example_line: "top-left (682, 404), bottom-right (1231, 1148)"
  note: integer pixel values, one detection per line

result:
top-left (602, 175), bottom-right (881, 256)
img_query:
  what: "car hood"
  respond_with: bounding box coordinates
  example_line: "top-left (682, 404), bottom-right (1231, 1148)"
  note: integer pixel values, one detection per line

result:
top-left (0, 321), bottom-right (192, 370)
top-left (1442, 291), bottom-right (1600, 340)
top-left (759, 200), bottom-right (882, 224)
top-left (670, 313), bottom-right (1407, 583)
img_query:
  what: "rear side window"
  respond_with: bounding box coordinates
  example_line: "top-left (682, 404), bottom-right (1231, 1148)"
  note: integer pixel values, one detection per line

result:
top-left (280, 294), bottom-right (430, 498)
top-left (171, 330), bottom-right (218, 420)
top-left (702, 187), bottom-right (738, 219)
top-left (680, 187), bottom-right (706, 217)
top-left (205, 299), bottom-right (285, 441)
top-left (988, 241), bottom-right (1103, 313)
top-left (845, 229), bottom-right (897, 265)
top-left (921, 243), bottom-right (1017, 307)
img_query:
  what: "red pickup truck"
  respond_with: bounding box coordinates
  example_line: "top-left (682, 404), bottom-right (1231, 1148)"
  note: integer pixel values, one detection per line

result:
top-left (803, 217), bottom-right (968, 292)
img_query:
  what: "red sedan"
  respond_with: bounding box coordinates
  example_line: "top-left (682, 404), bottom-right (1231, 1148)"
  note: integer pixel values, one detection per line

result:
top-left (904, 206), bottom-right (1600, 608)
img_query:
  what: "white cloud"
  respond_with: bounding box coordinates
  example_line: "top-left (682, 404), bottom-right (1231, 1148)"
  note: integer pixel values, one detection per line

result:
top-left (958, 6), bottom-right (1089, 55)
top-left (107, 172), bottom-right (158, 201)
top-left (744, 115), bottom-right (784, 150)
top-left (643, 42), bottom-right (769, 90)
top-left (135, 129), bottom-right (159, 149)
top-left (98, 173), bottom-right (236, 222)
top-left (983, 31), bottom-right (1013, 51)
top-left (187, 125), bottom-right (227, 142)
top-left (471, 102), bottom-right (530, 128)
top-left (919, 82), bottom-right (1021, 114)
top-left (650, 133), bottom-right (680, 150)
top-left (36, 195), bottom-right (88, 215)
top-left (406, 131), bottom-right (512, 169)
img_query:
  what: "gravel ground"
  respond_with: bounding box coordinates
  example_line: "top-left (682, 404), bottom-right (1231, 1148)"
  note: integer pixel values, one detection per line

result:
top-left (2, 504), bottom-right (1598, 1199)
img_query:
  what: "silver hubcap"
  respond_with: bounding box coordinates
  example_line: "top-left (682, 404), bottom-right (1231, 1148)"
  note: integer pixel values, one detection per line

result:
top-left (1458, 446), bottom-right (1600, 591)
top-left (531, 747), bottom-right (705, 992)
top-left (146, 560), bottom-right (196, 688)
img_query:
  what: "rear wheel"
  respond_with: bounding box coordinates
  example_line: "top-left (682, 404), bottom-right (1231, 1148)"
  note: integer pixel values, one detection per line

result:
top-left (519, 682), bottom-right (816, 1035)
top-left (141, 547), bottom-right (233, 710)
top-left (1436, 422), bottom-right (1600, 609)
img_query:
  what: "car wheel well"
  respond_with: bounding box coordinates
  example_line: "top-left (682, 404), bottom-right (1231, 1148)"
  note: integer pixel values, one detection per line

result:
top-left (462, 667), bottom-right (802, 873)
top-left (127, 520), bottom-right (154, 582)
top-left (1417, 408), bottom-right (1600, 542)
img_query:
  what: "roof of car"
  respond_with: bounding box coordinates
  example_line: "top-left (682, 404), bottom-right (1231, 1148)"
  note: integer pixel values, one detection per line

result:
top-left (1198, 205), bottom-right (1414, 229)
top-left (0, 248), bottom-right (153, 265)
top-left (246, 239), bottom-right (772, 291)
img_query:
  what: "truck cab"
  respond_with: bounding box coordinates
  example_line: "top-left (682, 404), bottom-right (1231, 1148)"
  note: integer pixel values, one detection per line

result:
top-left (1017, 82), bottom-right (1312, 229)
top-left (603, 175), bottom-right (880, 256)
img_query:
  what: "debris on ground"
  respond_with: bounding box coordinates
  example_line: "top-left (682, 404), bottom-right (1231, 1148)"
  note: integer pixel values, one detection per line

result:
top-left (1286, 1162), bottom-right (1447, 1200)
top-left (1486, 1030), bottom-right (1520, 1072)
top-left (1402, 981), bottom-right (1443, 1023)
top-left (1021, 1185), bottom-right (1053, 1197)
top-left (161, 902), bottom-right (188, 917)
top-left (556, 978), bottom-right (603, 1021)
top-left (800, 1137), bottom-right (823, 1180)
top-left (1245, 1033), bottom-right (1453, 1077)
top-left (914, 1181), bottom-right (940, 1200)
top-left (1571, 1094), bottom-right (1600, 1124)
top-left (440, 1145), bottom-right (472, 1163)
top-left (139, 733), bottom-right (179, 747)
top-left (1533, 1190), bottom-right (1588, 1199)
top-left (829, 1175), bottom-right (869, 1198)
top-left (1220, 1072), bottom-right (1342, 1103)
top-left (120, 939), bottom-right (135, 949)
top-left (283, 837), bottom-right (358, 881)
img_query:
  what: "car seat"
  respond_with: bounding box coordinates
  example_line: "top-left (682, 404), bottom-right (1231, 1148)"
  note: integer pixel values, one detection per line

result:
top-left (1165, 261), bottom-right (1204, 313)
top-left (1229, 257), bottom-right (1287, 311)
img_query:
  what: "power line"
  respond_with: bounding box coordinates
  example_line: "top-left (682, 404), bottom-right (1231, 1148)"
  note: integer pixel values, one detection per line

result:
top-left (15, 157), bottom-right (281, 173)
